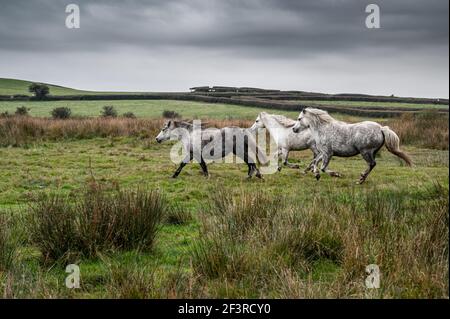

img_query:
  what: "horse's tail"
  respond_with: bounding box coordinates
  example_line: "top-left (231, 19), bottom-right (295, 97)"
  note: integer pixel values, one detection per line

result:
top-left (381, 126), bottom-right (412, 166)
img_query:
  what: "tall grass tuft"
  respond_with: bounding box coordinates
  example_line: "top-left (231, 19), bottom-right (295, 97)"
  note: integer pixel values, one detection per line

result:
top-left (0, 214), bottom-right (17, 272)
top-left (164, 204), bottom-right (193, 225)
top-left (0, 116), bottom-right (165, 147)
top-left (29, 186), bottom-right (165, 262)
top-left (388, 111), bottom-right (449, 150)
top-left (0, 116), bottom-right (256, 147)
top-left (191, 184), bottom-right (449, 298)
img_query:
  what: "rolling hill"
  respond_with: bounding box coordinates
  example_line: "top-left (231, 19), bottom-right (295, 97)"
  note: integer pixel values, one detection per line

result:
top-left (0, 78), bottom-right (97, 96)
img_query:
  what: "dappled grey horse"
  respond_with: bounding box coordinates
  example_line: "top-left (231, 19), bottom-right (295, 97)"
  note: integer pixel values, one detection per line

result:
top-left (249, 112), bottom-right (318, 173)
top-left (293, 108), bottom-right (412, 184)
top-left (156, 120), bottom-right (268, 178)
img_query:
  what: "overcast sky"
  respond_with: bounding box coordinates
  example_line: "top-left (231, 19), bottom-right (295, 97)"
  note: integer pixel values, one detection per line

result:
top-left (0, 0), bottom-right (448, 98)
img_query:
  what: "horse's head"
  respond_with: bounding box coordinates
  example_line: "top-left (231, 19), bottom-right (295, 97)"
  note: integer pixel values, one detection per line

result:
top-left (156, 120), bottom-right (174, 143)
top-left (156, 120), bottom-right (193, 143)
top-left (249, 113), bottom-right (266, 131)
top-left (292, 109), bottom-right (310, 133)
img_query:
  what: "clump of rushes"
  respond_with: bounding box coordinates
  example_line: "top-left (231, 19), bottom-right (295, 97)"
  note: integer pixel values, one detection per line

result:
top-left (51, 107), bottom-right (72, 119)
top-left (191, 185), bottom-right (449, 298)
top-left (29, 186), bottom-right (165, 262)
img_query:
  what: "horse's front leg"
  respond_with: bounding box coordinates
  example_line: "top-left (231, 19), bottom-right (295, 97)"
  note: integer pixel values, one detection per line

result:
top-left (312, 153), bottom-right (323, 180)
top-left (303, 149), bottom-right (319, 174)
top-left (281, 148), bottom-right (300, 170)
top-left (172, 154), bottom-right (192, 178)
top-left (320, 154), bottom-right (341, 178)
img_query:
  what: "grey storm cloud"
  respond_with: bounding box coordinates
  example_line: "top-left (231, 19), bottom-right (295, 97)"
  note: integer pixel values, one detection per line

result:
top-left (0, 0), bottom-right (448, 54)
top-left (0, 0), bottom-right (448, 97)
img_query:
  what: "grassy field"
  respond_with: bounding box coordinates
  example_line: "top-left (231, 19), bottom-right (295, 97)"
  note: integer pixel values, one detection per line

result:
top-left (0, 99), bottom-right (392, 123)
top-left (0, 136), bottom-right (448, 298)
top-left (297, 100), bottom-right (449, 110)
top-left (0, 100), bottom-right (448, 299)
top-left (0, 99), bottom-right (299, 119)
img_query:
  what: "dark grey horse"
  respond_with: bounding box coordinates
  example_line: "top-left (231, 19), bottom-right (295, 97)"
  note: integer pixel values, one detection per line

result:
top-left (156, 120), bottom-right (268, 178)
top-left (292, 108), bottom-right (412, 184)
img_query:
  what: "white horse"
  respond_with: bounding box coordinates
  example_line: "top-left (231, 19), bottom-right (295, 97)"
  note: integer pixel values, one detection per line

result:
top-left (292, 107), bottom-right (412, 184)
top-left (250, 112), bottom-right (318, 173)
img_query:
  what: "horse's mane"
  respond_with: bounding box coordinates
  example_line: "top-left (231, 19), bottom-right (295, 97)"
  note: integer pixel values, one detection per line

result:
top-left (171, 120), bottom-right (208, 130)
top-left (303, 108), bottom-right (336, 126)
top-left (263, 113), bottom-right (296, 128)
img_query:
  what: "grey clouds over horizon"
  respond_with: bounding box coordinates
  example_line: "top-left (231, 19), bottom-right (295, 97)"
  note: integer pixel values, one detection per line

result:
top-left (0, 0), bottom-right (448, 98)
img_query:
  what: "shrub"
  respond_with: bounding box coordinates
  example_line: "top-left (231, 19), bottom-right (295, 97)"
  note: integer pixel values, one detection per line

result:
top-left (101, 106), bottom-right (118, 118)
top-left (162, 110), bottom-right (181, 119)
top-left (122, 112), bottom-right (136, 119)
top-left (29, 186), bottom-right (165, 262)
top-left (15, 106), bottom-right (30, 116)
top-left (28, 83), bottom-right (50, 99)
top-left (51, 107), bottom-right (72, 119)
top-left (29, 194), bottom-right (78, 262)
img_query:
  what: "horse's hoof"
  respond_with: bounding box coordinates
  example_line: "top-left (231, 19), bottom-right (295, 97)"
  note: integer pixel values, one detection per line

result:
top-left (256, 173), bottom-right (263, 179)
top-left (172, 175), bottom-right (178, 179)
top-left (331, 173), bottom-right (341, 178)
top-left (277, 167), bottom-right (282, 172)
top-left (290, 165), bottom-right (300, 169)
top-left (315, 175), bottom-right (321, 181)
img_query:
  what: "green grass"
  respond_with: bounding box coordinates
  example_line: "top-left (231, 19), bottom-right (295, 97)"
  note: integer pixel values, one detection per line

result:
top-left (0, 94), bottom-right (447, 298)
top-left (297, 99), bottom-right (448, 110)
top-left (0, 99), bottom-right (385, 122)
top-left (0, 99), bottom-right (303, 120)
top-left (0, 136), bottom-right (447, 298)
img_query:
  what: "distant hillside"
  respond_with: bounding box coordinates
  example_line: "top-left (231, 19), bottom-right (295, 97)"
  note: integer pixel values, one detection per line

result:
top-left (0, 78), bottom-right (447, 118)
top-left (0, 78), bottom-right (99, 96)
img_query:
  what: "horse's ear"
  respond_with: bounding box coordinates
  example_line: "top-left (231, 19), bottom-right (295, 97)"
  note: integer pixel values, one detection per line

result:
top-left (303, 108), bottom-right (308, 113)
top-left (167, 120), bottom-right (172, 127)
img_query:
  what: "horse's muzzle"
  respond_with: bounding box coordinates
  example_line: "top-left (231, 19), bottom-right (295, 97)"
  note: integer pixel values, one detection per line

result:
top-left (293, 127), bottom-right (299, 133)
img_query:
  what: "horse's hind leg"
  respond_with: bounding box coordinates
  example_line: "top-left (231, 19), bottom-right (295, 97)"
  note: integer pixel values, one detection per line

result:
top-left (358, 151), bottom-right (377, 184)
top-left (172, 154), bottom-right (192, 178)
top-left (247, 163), bottom-right (262, 179)
top-left (199, 158), bottom-right (209, 178)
